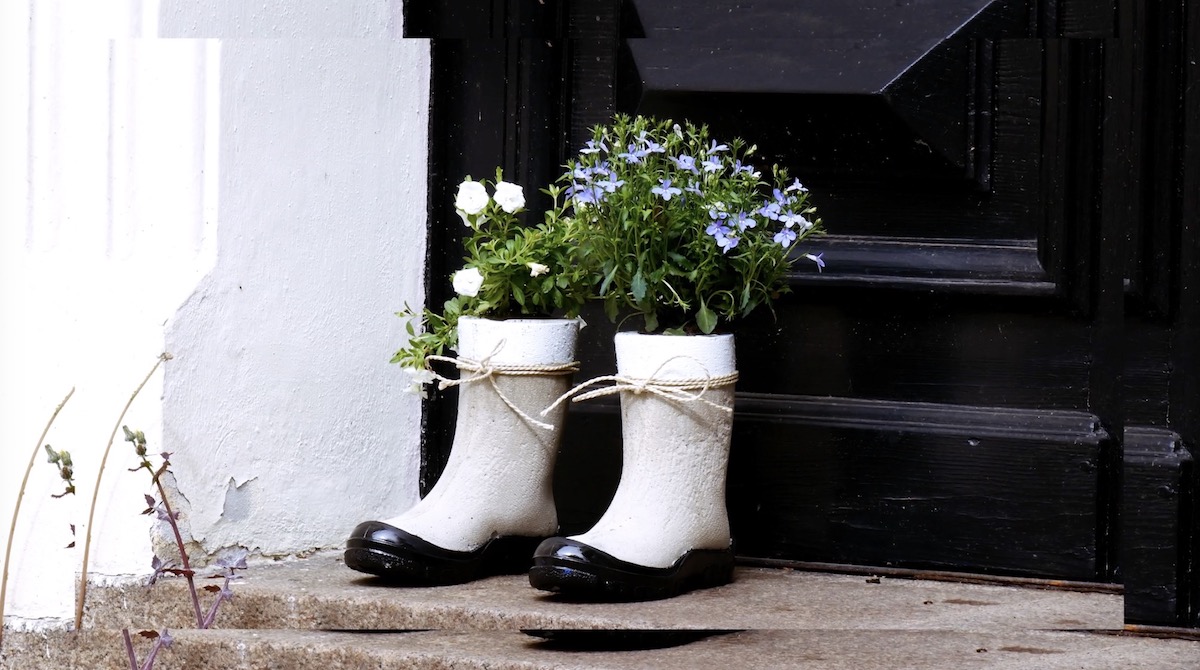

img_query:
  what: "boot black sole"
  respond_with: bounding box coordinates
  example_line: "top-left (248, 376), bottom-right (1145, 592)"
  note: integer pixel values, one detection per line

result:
top-left (529, 537), bottom-right (734, 601)
top-left (345, 520), bottom-right (544, 585)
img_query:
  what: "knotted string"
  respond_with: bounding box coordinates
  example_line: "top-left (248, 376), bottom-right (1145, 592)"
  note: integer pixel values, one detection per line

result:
top-left (427, 339), bottom-right (580, 430)
top-left (541, 356), bottom-right (738, 417)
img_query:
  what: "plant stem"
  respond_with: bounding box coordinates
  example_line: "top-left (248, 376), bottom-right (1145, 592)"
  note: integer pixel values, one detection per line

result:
top-left (199, 577), bottom-right (229, 629)
top-left (76, 353), bottom-right (172, 632)
top-left (0, 387), bottom-right (75, 652)
top-left (121, 628), bottom-right (139, 670)
top-left (151, 477), bottom-right (202, 626)
top-left (140, 634), bottom-right (165, 670)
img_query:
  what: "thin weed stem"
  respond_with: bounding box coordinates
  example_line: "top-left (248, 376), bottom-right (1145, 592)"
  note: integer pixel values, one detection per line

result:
top-left (122, 628), bottom-right (139, 670)
top-left (0, 387), bottom-right (75, 652)
top-left (76, 353), bottom-right (172, 632)
top-left (151, 475), bottom-right (202, 626)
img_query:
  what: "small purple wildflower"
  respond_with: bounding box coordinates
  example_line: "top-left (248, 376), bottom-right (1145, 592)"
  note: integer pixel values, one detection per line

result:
top-left (618, 143), bottom-right (649, 164)
top-left (685, 181), bottom-right (703, 195)
top-left (596, 177), bottom-right (625, 193)
top-left (758, 201), bottom-right (781, 221)
top-left (707, 140), bottom-right (729, 154)
top-left (780, 211), bottom-right (812, 229)
top-left (651, 179), bottom-right (682, 201)
top-left (670, 154), bottom-right (699, 174)
top-left (580, 139), bottom-right (608, 155)
top-left (786, 178), bottom-right (809, 193)
top-left (734, 211), bottom-right (757, 231)
top-left (706, 221), bottom-right (730, 237)
top-left (701, 155), bottom-right (723, 173)
top-left (774, 228), bottom-right (798, 246)
top-left (732, 160), bottom-right (759, 177)
top-left (805, 252), bottom-right (826, 271)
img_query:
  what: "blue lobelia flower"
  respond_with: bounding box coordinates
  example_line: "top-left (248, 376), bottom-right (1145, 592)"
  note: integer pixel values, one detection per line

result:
top-left (804, 252), bottom-right (825, 271)
top-left (707, 140), bottom-right (729, 154)
top-left (758, 201), bottom-right (782, 221)
top-left (701, 155), bottom-right (723, 173)
top-left (596, 177), bottom-right (626, 193)
top-left (708, 206), bottom-right (729, 220)
top-left (581, 139), bottom-right (608, 155)
top-left (706, 221), bottom-right (730, 238)
top-left (786, 178), bottom-right (809, 193)
top-left (734, 211), bottom-right (757, 231)
top-left (567, 183), bottom-right (603, 205)
top-left (618, 143), bottom-right (649, 164)
top-left (651, 179), bottom-right (683, 201)
top-left (716, 232), bottom-right (739, 253)
top-left (644, 138), bottom-right (667, 154)
top-left (685, 181), bottom-right (703, 195)
top-left (773, 227), bottom-right (797, 246)
top-left (780, 211), bottom-right (813, 229)
top-left (732, 160), bottom-right (760, 177)
top-left (670, 154), bottom-right (700, 174)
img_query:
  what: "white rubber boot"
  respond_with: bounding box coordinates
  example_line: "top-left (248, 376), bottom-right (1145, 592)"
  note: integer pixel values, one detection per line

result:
top-left (346, 316), bottom-right (579, 584)
top-left (531, 331), bottom-right (737, 600)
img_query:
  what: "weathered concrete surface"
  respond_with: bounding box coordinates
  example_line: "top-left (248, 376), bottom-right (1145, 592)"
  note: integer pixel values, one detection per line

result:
top-left (3, 628), bottom-right (1198, 670)
top-left (82, 551), bottom-right (1123, 631)
top-left (3, 551), bottom-right (1190, 668)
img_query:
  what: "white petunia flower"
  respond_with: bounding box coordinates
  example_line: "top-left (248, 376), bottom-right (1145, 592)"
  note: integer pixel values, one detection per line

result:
top-left (455, 180), bottom-right (489, 215)
top-left (452, 267), bottom-right (484, 297)
top-left (402, 365), bottom-right (436, 398)
top-left (493, 181), bottom-right (526, 213)
top-left (527, 262), bottom-right (549, 277)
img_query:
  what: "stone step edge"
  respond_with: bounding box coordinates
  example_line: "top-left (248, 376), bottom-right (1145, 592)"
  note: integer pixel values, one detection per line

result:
top-left (77, 551), bottom-right (1130, 633)
top-left (5, 627), bottom-right (1200, 670)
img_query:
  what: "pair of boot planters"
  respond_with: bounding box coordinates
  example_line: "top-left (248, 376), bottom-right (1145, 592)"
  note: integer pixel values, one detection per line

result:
top-left (345, 316), bottom-right (738, 602)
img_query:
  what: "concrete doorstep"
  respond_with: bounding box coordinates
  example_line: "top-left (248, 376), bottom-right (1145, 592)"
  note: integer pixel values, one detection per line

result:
top-left (2, 551), bottom-right (1197, 669)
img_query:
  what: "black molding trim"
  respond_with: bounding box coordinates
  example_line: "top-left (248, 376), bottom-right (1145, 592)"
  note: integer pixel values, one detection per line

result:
top-left (788, 235), bottom-right (1059, 295)
top-left (1123, 426), bottom-right (1195, 626)
top-left (733, 392), bottom-right (1107, 443)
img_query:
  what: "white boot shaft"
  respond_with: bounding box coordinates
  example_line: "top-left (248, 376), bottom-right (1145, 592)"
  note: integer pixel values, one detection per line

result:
top-left (572, 332), bottom-right (736, 568)
top-left (384, 316), bottom-right (579, 551)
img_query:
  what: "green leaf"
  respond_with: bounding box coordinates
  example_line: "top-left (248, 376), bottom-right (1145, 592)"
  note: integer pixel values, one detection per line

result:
top-left (604, 296), bottom-right (620, 323)
top-left (631, 271), bottom-right (647, 302)
top-left (644, 311), bottom-right (659, 333)
top-left (512, 283), bottom-right (525, 306)
top-left (599, 265), bottom-right (618, 296)
top-left (697, 299), bottom-right (718, 334)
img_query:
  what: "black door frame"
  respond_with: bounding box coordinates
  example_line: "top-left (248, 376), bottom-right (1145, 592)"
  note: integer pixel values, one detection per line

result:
top-left (404, 0), bottom-right (1199, 629)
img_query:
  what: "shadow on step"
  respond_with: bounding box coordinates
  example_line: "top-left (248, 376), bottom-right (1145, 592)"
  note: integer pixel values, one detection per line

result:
top-left (521, 629), bottom-right (742, 651)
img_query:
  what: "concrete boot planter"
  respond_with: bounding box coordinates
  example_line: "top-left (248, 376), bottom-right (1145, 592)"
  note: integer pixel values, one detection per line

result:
top-left (346, 316), bottom-right (580, 584)
top-left (530, 331), bottom-right (737, 600)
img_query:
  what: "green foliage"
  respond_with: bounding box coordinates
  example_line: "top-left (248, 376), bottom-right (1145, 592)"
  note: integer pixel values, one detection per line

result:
top-left (557, 114), bottom-right (823, 333)
top-left (391, 169), bottom-right (592, 381)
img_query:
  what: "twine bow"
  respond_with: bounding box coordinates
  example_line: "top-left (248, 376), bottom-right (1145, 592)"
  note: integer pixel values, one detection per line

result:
top-left (426, 339), bottom-right (580, 430)
top-left (541, 356), bottom-right (738, 417)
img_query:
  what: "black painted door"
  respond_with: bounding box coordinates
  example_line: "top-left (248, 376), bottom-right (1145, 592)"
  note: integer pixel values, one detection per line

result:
top-left (407, 0), bottom-right (1198, 627)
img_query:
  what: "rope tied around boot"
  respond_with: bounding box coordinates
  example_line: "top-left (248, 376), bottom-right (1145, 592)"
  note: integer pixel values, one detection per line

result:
top-left (540, 356), bottom-right (739, 417)
top-left (426, 340), bottom-right (580, 431)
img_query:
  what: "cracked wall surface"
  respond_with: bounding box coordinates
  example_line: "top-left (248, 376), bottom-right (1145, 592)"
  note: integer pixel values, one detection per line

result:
top-left (0, 0), bottom-right (428, 625)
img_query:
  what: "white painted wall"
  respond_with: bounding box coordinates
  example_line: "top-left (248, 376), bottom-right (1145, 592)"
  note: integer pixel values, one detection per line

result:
top-left (1, 0), bottom-right (428, 628)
